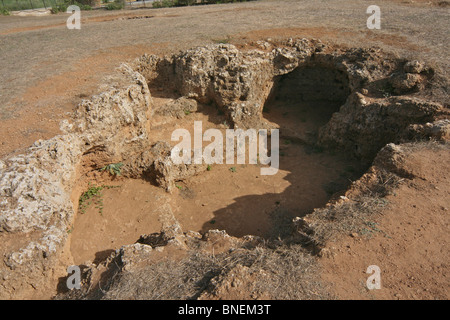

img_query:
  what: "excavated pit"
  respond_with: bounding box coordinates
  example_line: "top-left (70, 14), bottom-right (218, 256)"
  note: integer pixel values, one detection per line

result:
top-left (1, 39), bottom-right (448, 299)
top-left (69, 63), bottom-right (366, 264)
top-left (68, 43), bottom-right (445, 264)
top-left (264, 64), bottom-right (350, 144)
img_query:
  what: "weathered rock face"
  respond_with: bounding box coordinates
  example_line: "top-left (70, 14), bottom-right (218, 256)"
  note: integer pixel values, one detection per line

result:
top-left (389, 59), bottom-right (432, 95)
top-left (318, 94), bottom-right (444, 160)
top-left (174, 45), bottom-right (275, 129)
top-left (154, 97), bottom-right (198, 119)
top-left (135, 40), bottom-right (320, 129)
top-left (144, 141), bottom-right (206, 192)
top-left (136, 41), bottom-right (446, 156)
top-left (0, 40), bottom-right (448, 299)
top-left (0, 65), bottom-right (152, 298)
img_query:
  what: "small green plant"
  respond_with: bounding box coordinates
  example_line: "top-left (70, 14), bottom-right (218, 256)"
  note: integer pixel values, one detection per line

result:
top-left (229, 167), bottom-right (236, 173)
top-left (184, 109), bottom-right (191, 116)
top-left (79, 185), bottom-right (104, 214)
top-left (1, 8), bottom-right (10, 15)
top-left (78, 184), bottom-right (119, 214)
top-left (379, 82), bottom-right (394, 98)
top-left (100, 162), bottom-right (124, 176)
top-left (176, 184), bottom-right (183, 190)
top-left (207, 165), bottom-right (212, 171)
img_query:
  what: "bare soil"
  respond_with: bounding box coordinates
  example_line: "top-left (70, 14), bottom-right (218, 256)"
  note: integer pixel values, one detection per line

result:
top-left (69, 77), bottom-right (365, 265)
top-left (321, 146), bottom-right (450, 300)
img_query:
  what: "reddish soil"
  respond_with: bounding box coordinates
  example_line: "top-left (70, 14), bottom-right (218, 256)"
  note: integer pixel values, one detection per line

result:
top-left (0, 44), bottom-right (162, 158)
top-left (1, 0), bottom-right (448, 300)
top-left (69, 90), bottom-right (365, 266)
top-left (321, 147), bottom-right (450, 300)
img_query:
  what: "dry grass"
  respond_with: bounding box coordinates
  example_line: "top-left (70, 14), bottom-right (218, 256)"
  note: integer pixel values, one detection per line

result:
top-left (302, 169), bottom-right (403, 248)
top-left (244, 244), bottom-right (332, 300)
top-left (307, 196), bottom-right (390, 246)
top-left (1, 0), bottom-right (449, 158)
top-left (59, 241), bottom-right (331, 300)
top-left (102, 253), bottom-right (219, 300)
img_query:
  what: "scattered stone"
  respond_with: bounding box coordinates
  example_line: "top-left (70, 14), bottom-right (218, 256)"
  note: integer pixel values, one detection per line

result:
top-left (155, 97), bottom-right (198, 119)
top-left (318, 248), bottom-right (334, 258)
top-left (404, 60), bottom-right (426, 74)
top-left (390, 72), bottom-right (424, 94)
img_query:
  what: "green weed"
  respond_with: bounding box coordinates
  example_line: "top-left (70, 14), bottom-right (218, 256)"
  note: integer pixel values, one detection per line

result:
top-left (78, 184), bottom-right (119, 214)
top-left (100, 162), bottom-right (124, 176)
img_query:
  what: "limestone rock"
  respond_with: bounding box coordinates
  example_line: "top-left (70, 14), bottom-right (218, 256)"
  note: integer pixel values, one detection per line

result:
top-left (0, 64), bottom-right (152, 299)
top-left (155, 97), bottom-right (198, 119)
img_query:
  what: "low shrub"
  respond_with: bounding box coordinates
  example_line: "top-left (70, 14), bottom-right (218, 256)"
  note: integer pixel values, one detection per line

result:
top-left (152, 0), bottom-right (250, 8)
top-left (106, 0), bottom-right (124, 10)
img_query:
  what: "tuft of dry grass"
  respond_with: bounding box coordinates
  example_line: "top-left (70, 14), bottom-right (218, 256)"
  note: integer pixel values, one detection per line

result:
top-left (245, 244), bottom-right (332, 300)
top-left (299, 169), bottom-right (402, 249)
top-left (60, 241), bottom-right (331, 300)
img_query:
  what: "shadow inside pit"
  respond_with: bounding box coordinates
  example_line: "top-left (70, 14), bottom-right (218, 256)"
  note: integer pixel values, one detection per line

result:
top-left (55, 264), bottom-right (90, 296)
top-left (54, 249), bottom-right (115, 297)
top-left (93, 249), bottom-right (116, 265)
top-left (199, 147), bottom-right (368, 239)
top-left (199, 63), bottom-right (369, 239)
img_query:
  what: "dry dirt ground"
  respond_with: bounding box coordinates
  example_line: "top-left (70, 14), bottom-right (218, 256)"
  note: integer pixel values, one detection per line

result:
top-left (320, 145), bottom-right (449, 300)
top-left (0, 0), bottom-right (449, 300)
top-left (1, 0), bottom-right (449, 158)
